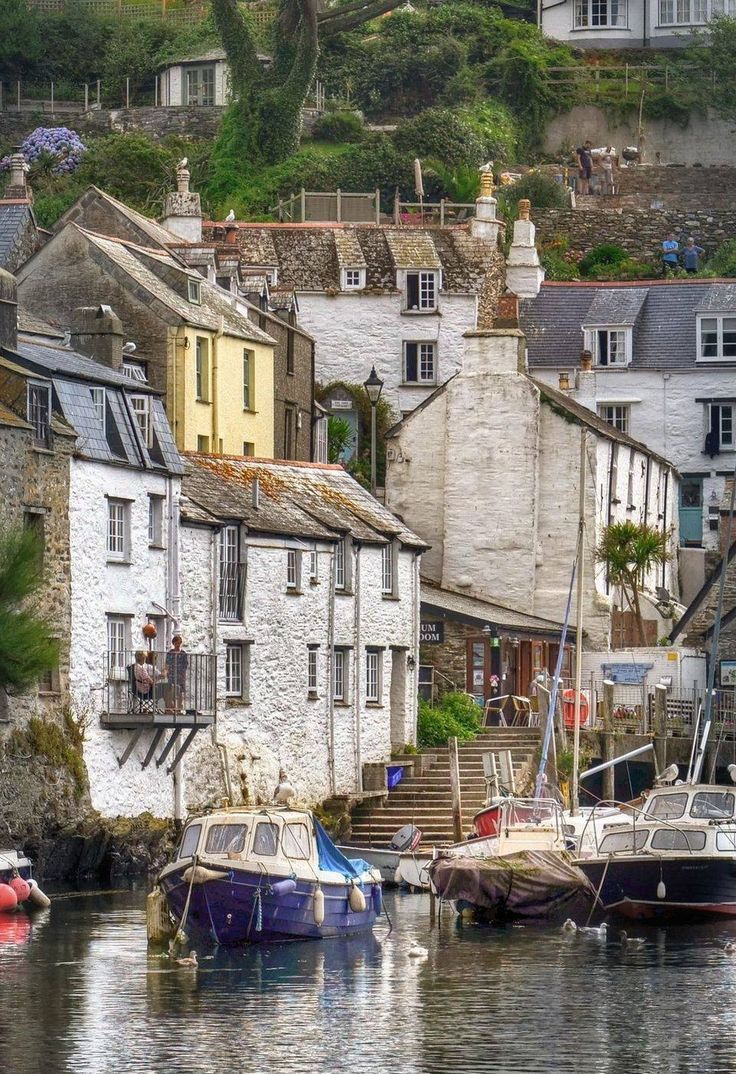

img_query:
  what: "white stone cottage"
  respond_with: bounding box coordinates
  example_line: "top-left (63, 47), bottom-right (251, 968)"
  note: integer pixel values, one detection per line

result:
top-left (178, 453), bottom-right (426, 809)
top-left (540, 0), bottom-right (723, 49)
top-left (520, 279), bottom-right (736, 566)
top-left (384, 304), bottom-right (680, 650)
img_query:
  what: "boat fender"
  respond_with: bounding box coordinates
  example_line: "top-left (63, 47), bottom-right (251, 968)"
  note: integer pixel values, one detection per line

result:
top-left (270, 878), bottom-right (297, 898)
top-left (146, 886), bottom-right (173, 944)
top-left (9, 876), bottom-right (31, 904)
top-left (0, 884), bottom-right (18, 913)
top-left (313, 887), bottom-right (325, 926)
top-left (657, 880), bottom-right (666, 900)
top-left (348, 883), bottom-right (366, 913)
top-left (27, 879), bottom-right (51, 909)
top-left (372, 883), bottom-right (382, 916)
top-left (182, 865), bottom-right (225, 885)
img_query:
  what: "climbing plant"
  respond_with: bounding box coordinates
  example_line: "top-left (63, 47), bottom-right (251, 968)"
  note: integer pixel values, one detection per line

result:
top-left (0, 527), bottom-right (58, 694)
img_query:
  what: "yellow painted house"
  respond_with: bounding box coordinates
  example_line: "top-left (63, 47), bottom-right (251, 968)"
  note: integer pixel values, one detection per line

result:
top-left (16, 223), bottom-right (277, 457)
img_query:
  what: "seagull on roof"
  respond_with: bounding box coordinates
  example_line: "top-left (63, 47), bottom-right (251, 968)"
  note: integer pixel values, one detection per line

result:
top-left (122, 341), bottom-right (136, 354)
top-left (178, 157), bottom-right (188, 168)
top-left (274, 769), bottom-right (295, 805)
top-left (225, 209), bottom-right (236, 222)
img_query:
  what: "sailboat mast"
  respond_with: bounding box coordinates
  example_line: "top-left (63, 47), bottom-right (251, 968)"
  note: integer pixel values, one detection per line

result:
top-left (571, 429), bottom-right (587, 816)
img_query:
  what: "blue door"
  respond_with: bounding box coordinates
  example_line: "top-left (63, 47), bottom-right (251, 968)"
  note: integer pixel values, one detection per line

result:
top-left (679, 479), bottom-right (703, 546)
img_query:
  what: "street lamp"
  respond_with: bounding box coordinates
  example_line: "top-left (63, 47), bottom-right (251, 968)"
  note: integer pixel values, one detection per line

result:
top-left (363, 365), bottom-right (384, 496)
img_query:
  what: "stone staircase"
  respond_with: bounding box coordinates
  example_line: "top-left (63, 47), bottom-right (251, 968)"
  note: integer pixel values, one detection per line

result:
top-left (349, 726), bottom-right (541, 846)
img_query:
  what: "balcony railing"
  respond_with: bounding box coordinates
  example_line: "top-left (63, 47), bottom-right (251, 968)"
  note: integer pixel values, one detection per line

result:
top-left (219, 563), bottom-right (246, 621)
top-left (103, 649), bottom-right (216, 728)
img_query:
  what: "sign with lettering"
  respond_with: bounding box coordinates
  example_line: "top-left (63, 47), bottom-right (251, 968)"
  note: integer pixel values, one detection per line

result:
top-left (420, 620), bottom-right (444, 644)
top-left (330, 399), bottom-right (353, 410)
top-left (601, 662), bottom-right (653, 685)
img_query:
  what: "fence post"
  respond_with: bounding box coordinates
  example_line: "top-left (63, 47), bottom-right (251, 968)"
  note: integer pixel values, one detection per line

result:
top-left (84, 83), bottom-right (89, 111)
top-left (96, 80), bottom-right (101, 108)
top-left (126, 77), bottom-right (130, 109)
top-left (440, 198), bottom-right (445, 228)
top-left (336, 187), bottom-right (341, 223)
top-left (393, 189), bottom-right (400, 225)
top-left (155, 75), bottom-right (158, 108)
top-left (625, 63), bottom-right (629, 98)
top-left (601, 679), bottom-right (615, 801)
top-left (375, 188), bottom-right (380, 225)
top-left (50, 81), bottom-right (54, 115)
top-left (654, 684), bottom-right (668, 775)
top-left (300, 187), bottom-right (306, 222)
top-left (17, 81), bottom-right (21, 112)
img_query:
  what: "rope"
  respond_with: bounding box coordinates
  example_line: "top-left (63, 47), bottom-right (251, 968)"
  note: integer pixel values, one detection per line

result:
top-left (584, 855), bottom-right (612, 927)
top-left (175, 854), bottom-right (199, 948)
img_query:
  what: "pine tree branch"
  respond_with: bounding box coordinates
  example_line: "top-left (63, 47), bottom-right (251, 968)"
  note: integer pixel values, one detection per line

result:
top-left (318, 0), bottom-right (405, 36)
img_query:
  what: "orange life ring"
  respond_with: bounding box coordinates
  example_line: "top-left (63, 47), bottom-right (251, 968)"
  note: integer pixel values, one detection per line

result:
top-left (563, 689), bottom-right (589, 729)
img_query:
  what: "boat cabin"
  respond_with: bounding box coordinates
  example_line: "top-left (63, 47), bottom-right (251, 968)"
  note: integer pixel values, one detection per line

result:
top-left (176, 808), bottom-right (316, 868)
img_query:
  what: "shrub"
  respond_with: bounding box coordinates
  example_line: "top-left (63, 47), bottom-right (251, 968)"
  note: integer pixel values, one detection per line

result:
top-left (312, 110), bottom-right (365, 144)
top-left (417, 692), bottom-right (481, 749)
top-left (458, 99), bottom-right (518, 163)
top-left (707, 238), bottom-right (736, 278)
top-left (498, 171), bottom-right (569, 212)
top-left (392, 107), bottom-right (485, 167)
top-left (578, 242), bottom-right (630, 276)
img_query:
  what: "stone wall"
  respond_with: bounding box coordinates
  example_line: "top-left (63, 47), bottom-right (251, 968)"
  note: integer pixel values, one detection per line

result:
top-left (534, 206), bottom-right (736, 261)
top-left (253, 308), bottom-right (314, 462)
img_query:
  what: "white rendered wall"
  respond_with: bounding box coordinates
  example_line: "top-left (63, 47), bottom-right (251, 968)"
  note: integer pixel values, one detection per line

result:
top-left (68, 459), bottom-right (180, 817)
top-left (296, 291), bottom-right (478, 415)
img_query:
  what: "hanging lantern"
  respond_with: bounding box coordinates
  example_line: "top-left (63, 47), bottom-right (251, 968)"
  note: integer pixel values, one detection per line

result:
top-left (142, 621), bottom-right (158, 641)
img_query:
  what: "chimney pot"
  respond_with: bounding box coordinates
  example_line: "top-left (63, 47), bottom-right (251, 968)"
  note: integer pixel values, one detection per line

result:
top-left (495, 292), bottom-right (519, 328)
top-left (580, 349), bottom-right (593, 372)
top-left (5, 152), bottom-right (31, 201)
top-left (225, 223), bottom-right (239, 246)
top-left (518, 198), bottom-right (531, 221)
top-left (559, 371), bottom-right (571, 391)
top-left (70, 305), bottom-right (124, 370)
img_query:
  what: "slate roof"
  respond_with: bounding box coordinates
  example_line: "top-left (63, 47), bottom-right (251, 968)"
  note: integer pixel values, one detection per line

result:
top-left (53, 187), bottom-right (179, 250)
top-left (0, 202), bottom-right (35, 272)
top-left (203, 222), bottom-right (503, 295)
top-left (181, 453), bottom-right (428, 548)
top-left (421, 578), bottom-right (572, 638)
top-left (15, 336), bottom-right (158, 392)
top-left (18, 309), bottom-right (64, 340)
top-left (80, 228), bottom-right (275, 346)
top-left (520, 279), bottom-right (736, 371)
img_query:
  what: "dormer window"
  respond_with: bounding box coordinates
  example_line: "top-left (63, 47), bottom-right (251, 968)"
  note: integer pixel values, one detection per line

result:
top-left (585, 327), bottom-right (631, 367)
top-left (130, 394), bottom-right (152, 447)
top-left (698, 315), bottom-right (736, 362)
top-left (342, 268), bottom-right (365, 290)
top-left (27, 382), bottom-right (51, 448)
top-left (188, 279), bottom-right (201, 304)
top-left (90, 386), bottom-right (106, 430)
top-left (405, 271), bottom-right (438, 312)
top-left (123, 361), bottom-right (147, 382)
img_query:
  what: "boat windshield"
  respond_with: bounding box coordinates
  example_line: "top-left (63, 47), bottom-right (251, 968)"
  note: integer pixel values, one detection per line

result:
top-left (598, 829), bottom-right (648, 854)
top-left (645, 793), bottom-right (688, 821)
top-left (205, 824), bottom-right (248, 855)
top-left (650, 829), bottom-right (706, 851)
top-left (282, 823), bottom-right (311, 860)
top-left (690, 791), bottom-right (735, 820)
top-left (716, 831), bottom-right (736, 851)
top-left (253, 821), bottom-right (279, 856)
top-left (178, 823), bottom-right (201, 859)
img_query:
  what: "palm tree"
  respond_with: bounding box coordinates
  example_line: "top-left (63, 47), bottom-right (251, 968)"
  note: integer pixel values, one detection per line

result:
top-left (595, 521), bottom-right (671, 646)
top-left (0, 526), bottom-right (58, 693)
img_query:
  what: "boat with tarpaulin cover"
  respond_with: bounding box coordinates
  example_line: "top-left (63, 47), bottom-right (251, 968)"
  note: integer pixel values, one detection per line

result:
top-left (157, 806), bottom-right (383, 944)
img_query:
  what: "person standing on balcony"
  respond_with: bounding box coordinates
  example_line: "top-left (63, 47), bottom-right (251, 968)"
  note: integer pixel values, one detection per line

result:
top-left (165, 635), bottom-right (189, 713)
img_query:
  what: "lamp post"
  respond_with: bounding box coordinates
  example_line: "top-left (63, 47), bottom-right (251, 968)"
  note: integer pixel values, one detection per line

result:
top-left (363, 365), bottom-right (384, 497)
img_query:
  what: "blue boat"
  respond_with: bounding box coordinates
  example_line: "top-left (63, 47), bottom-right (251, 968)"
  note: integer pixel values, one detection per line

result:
top-left (157, 807), bottom-right (383, 945)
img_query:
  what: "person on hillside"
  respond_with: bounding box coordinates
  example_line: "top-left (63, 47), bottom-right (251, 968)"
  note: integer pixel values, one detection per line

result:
top-left (683, 237), bottom-right (705, 273)
top-left (661, 232), bottom-right (679, 276)
top-left (601, 145), bottom-right (617, 195)
top-left (576, 141), bottom-right (593, 195)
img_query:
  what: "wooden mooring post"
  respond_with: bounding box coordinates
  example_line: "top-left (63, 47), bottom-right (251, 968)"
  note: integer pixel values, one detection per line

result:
top-left (449, 735), bottom-right (463, 844)
top-left (653, 683), bottom-right (668, 776)
top-left (601, 679), bottom-right (615, 802)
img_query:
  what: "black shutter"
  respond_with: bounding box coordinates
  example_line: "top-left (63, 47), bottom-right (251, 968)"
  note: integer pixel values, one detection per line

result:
top-left (407, 274), bottom-right (419, 309)
top-left (405, 343), bottom-right (418, 383)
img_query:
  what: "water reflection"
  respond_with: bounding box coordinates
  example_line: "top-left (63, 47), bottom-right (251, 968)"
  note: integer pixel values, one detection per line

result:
top-left (3, 890), bottom-right (736, 1074)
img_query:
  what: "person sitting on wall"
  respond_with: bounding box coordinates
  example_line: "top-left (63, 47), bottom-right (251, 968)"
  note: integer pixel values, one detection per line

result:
top-left (165, 635), bottom-right (189, 714)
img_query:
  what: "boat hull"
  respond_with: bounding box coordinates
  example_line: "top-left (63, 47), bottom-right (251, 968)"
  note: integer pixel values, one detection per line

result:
top-left (159, 864), bottom-right (378, 944)
top-left (337, 845), bottom-right (400, 885)
top-left (578, 855), bottom-right (736, 921)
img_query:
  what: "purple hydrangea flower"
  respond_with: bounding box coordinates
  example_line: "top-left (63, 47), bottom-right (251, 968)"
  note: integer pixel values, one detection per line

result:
top-left (0, 127), bottom-right (87, 176)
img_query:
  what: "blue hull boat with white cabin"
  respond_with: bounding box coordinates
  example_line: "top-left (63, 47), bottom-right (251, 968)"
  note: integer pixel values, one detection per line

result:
top-left (157, 806), bottom-right (383, 945)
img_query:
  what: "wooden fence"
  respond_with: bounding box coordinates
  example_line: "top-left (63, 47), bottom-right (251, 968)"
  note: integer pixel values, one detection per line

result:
top-left (543, 63), bottom-right (717, 101)
top-left (27, 0), bottom-right (276, 25)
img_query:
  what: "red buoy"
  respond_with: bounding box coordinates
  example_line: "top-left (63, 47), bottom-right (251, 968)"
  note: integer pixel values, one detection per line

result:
top-left (0, 884), bottom-right (18, 912)
top-left (9, 877), bottom-right (30, 904)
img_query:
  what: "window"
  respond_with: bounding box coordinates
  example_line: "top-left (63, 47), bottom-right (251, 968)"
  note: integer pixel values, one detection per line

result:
top-left (38, 659), bottom-right (60, 695)
top-left (335, 537), bottom-right (351, 592)
top-left (690, 791), bottom-right (735, 819)
top-left (107, 615), bottom-right (127, 668)
top-left (598, 404), bottom-right (629, 434)
top-left (314, 415), bottom-right (328, 464)
top-left (107, 499), bottom-right (128, 560)
top-left (574, 0), bottom-right (627, 25)
top-left (308, 646), bottom-right (319, 695)
top-left (707, 403), bottom-right (734, 452)
top-left (587, 328), bottom-right (630, 366)
top-left (645, 792), bottom-right (688, 820)
top-left (195, 337), bottom-right (209, 402)
top-left (130, 394), bottom-right (151, 447)
top-left (27, 383), bottom-right (51, 447)
top-left (205, 824), bottom-right (247, 854)
top-left (243, 441), bottom-right (255, 457)
top-left (186, 64), bottom-right (215, 107)
top-left (403, 342), bottom-right (436, 385)
top-left (716, 831), bottom-right (736, 852)
top-left (243, 349), bottom-right (255, 410)
top-left (659, 0), bottom-right (706, 21)
top-left (283, 406), bottom-right (296, 460)
top-left (598, 829), bottom-right (648, 854)
top-left (650, 829), bottom-right (706, 851)
top-left (148, 495), bottom-right (164, 547)
top-left (197, 435), bottom-right (210, 452)
top-left (287, 549), bottom-right (301, 591)
top-left (123, 361), bottom-right (147, 382)
top-left (366, 649), bottom-right (381, 703)
top-left (219, 525), bottom-right (243, 620)
top-left (253, 822), bottom-right (279, 856)
top-left (626, 448), bottom-right (635, 508)
top-left (225, 643), bottom-right (249, 699)
top-left (343, 269), bottom-right (364, 290)
top-left (90, 387), bottom-right (106, 429)
top-left (405, 271), bottom-right (437, 311)
top-left (308, 550), bottom-right (318, 583)
top-left (286, 330), bottom-right (295, 376)
top-left (178, 823), bottom-right (202, 859)
top-left (699, 316), bottom-right (736, 361)
top-left (188, 279), bottom-right (201, 304)
top-left (382, 542), bottom-right (395, 595)
top-left (334, 648), bottom-right (348, 702)
top-left (282, 823), bottom-right (311, 859)
top-left (24, 510), bottom-right (45, 567)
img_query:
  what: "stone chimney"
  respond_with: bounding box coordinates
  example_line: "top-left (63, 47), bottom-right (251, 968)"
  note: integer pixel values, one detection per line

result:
top-left (505, 199), bottom-right (544, 298)
top-left (470, 164), bottom-right (501, 246)
top-left (4, 152), bottom-right (32, 202)
top-left (70, 305), bottom-right (124, 370)
top-left (162, 159), bottom-right (202, 243)
top-left (0, 269), bottom-right (18, 351)
top-left (580, 349), bottom-right (593, 372)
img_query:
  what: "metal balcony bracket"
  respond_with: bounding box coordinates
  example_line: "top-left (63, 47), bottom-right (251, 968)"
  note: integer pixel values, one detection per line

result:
top-left (155, 729), bottom-right (182, 769)
top-left (117, 728), bottom-right (144, 768)
top-left (166, 728), bottom-right (199, 775)
top-left (141, 728), bottom-right (166, 770)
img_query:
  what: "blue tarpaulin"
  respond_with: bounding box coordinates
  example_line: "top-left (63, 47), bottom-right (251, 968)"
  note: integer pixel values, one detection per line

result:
top-left (313, 818), bottom-right (370, 878)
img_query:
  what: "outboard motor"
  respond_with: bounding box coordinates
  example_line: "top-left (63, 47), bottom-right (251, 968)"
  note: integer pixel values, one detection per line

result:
top-left (389, 825), bottom-right (422, 852)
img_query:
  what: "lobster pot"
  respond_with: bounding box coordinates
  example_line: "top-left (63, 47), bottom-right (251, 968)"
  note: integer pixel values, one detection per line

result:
top-left (147, 886), bottom-right (173, 944)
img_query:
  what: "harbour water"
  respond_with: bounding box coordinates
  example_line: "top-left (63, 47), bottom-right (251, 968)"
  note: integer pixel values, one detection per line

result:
top-left (2, 889), bottom-right (736, 1074)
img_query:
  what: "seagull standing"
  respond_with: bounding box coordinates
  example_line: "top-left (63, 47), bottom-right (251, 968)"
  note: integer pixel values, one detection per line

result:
top-left (274, 769), bottom-right (296, 805)
top-left (225, 209), bottom-right (236, 222)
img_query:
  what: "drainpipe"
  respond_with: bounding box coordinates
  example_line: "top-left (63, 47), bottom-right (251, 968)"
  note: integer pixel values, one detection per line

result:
top-left (643, 0), bottom-right (649, 48)
top-left (212, 317), bottom-right (224, 452)
top-left (353, 542), bottom-right (362, 794)
top-left (172, 327), bottom-right (188, 449)
top-left (327, 541), bottom-right (337, 795)
top-left (209, 524), bottom-right (234, 802)
top-left (168, 474), bottom-right (183, 819)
